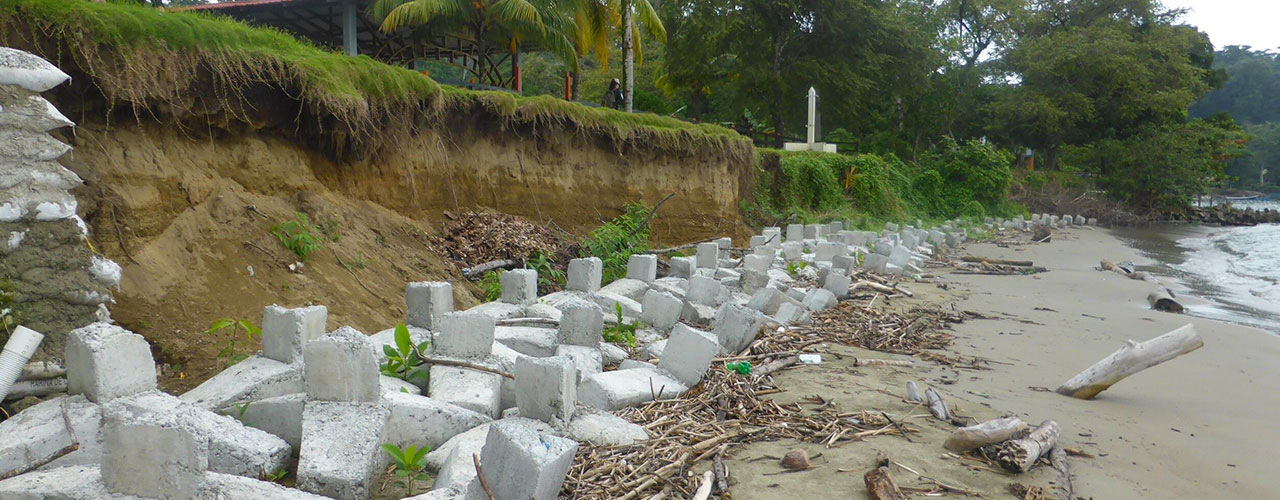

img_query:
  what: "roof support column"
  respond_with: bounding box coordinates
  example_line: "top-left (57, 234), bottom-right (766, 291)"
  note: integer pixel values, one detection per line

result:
top-left (342, 0), bottom-right (357, 56)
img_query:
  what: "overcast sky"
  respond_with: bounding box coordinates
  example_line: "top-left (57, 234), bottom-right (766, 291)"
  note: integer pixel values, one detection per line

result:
top-left (1166, 0), bottom-right (1280, 51)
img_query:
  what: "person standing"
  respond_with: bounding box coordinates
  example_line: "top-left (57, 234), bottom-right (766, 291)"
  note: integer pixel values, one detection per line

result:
top-left (603, 78), bottom-right (625, 110)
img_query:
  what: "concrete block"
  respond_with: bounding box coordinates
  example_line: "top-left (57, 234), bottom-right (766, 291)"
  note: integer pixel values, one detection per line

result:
top-left (555, 344), bottom-right (603, 382)
top-left (558, 301), bottom-right (604, 346)
top-left (0, 465), bottom-right (113, 499)
top-left (382, 391), bottom-right (491, 452)
top-left (567, 257), bottom-right (603, 292)
top-left (565, 409), bottom-right (648, 446)
top-left (501, 269), bottom-right (538, 305)
top-left (668, 256), bottom-right (695, 279)
top-left (781, 241), bottom-right (803, 261)
top-left (863, 253), bottom-right (889, 273)
top-left (427, 418), bottom-right (554, 484)
top-left (742, 253), bottom-right (772, 273)
top-left (626, 254), bottom-right (658, 282)
top-left (657, 324), bottom-right (718, 386)
top-left (591, 291), bottom-right (643, 320)
top-left (712, 304), bottom-right (764, 355)
top-left (579, 367), bottom-right (688, 410)
top-left (640, 289), bottom-right (682, 332)
top-left (680, 301), bottom-right (717, 327)
top-left (110, 391), bottom-right (292, 478)
top-left (476, 421), bottom-right (578, 500)
top-left (0, 395), bottom-right (101, 478)
top-left (832, 254), bottom-right (857, 274)
top-left (762, 227), bottom-right (783, 248)
top-left (101, 408), bottom-right (208, 500)
top-left (381, 375), bottom-right (423, 396)
top-left (304, 327), bottom-right (380, 403)
top-left (785, 223), bottom-right (804, 242)
top-left (803, 224), bottom-right (820, 239)
top-left (823, 271), bottom-right (852, 299)
top-left (739, 268), bottom-right (769, 295)
top-left (696, 242), bottom-right (719, 269)
top-left (597, 342), bottom-right (627, 365)
top-left (201, 472), bottom-right (334, 499)
top-left (297, 401), bottom-right (388, 500)
top-left (429, 366), bottom-right (502, 418)
top-left (465, 301), bottom-right (525, 321)
top-left (685, 275), bottom-right (720, 306)
top-left (65, 322), bottom-right (156, 403)
top-left (434, 312), bottom-right (496, 359)
top-left (749, 235), bottom-right (766, 248)
top-left (406, 282), bottom-right (453, 329)
top-left (884, 222), bottom-right (899, 232)
top-left (221, 393), bottom-right (305, 451)
top-left (514, 356), bottom-right (577, 424)
top-left (261, 305), bottom-right (328, 364)
top-left (494, 326), bottom-right (558, 357)
top-left (815, 242), bottom-right (843, 262)
top-left (599, 277), bottom-right (650, 302)
top-left (774, 302), bottom-right (811, 325)
top-left (746, 287), bottom-right (782, 315)
top-left (802, 288), bottom-right (838, 311)
top-left (829, 221), bottom-right (844, 234)
top-left (181, 354), bottom-right (302, 410)
top-left (618, 359), bottom-right (655, 371)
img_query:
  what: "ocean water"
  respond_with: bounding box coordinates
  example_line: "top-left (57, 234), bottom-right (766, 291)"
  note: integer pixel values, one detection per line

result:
top-left (1112, 202), bottom-right (1280, 335)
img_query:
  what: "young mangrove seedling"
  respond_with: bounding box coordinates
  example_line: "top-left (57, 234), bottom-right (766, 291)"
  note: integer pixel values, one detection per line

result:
top-left (206, 318), bottom-right (262, 367)
top-left (382, 443), bottom-right (431, 496)
top-left (381, 323), bottom-right (429, 385)
top-left (603, 303), bottom-right (640, 348)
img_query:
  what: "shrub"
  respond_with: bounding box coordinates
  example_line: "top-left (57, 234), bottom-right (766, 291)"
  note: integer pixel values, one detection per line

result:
top-left (270, 213), bottom-right (323, 261)
top-left (580, 202), bottom-right (651, 283)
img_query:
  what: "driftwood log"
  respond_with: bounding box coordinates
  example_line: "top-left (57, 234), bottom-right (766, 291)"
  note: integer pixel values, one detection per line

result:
top-left (962, 255), bottom-right (1033, 267)
top-left (943, 416), bottom-right (1028, 452)
top-left (691, 470), bottom-right (714, 500)
top-left (462, 259), bottom-right (522, 278)
top-left (1147, 290), bottom-right (1185, 313)
top-left (905, 381), bottom-right (923, 403)
top-left (925, 388), bottom-right (950, 421)
top-left (853, 280), bottom-right (913, 297)
top-left (1056, 323), bottom-right (1203, 399)
top-left (996, 420), bottom-right (1059, 472)
top-left (863, 451), bottom-right (907, 500)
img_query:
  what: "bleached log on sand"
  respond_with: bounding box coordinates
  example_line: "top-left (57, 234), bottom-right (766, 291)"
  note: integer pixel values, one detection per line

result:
top-left (996, 420), bottom-right (1059, 473)
top-left (943, 416), bottom-right (1028, 452)
top-left (1056, 323), bottom-right (1203, 400)
top-left (1147, 290), bottom-right (1184, 313)
top-left (925, 388), bottom-right (949, 420)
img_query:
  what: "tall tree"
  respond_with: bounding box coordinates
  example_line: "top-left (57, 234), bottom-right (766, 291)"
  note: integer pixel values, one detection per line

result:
top-left (617, 0), bottom-right (665, 111)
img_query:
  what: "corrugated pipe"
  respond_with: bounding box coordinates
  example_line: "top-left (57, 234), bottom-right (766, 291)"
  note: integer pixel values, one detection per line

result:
top-left (0, 325), bottom-right (44, 402)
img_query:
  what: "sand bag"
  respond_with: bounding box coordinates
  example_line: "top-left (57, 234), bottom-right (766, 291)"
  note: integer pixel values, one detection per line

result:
top-left (0, 128), bottom-right (72, 161)
top-left (0, 47), bottom-right (70, 92)
top-left (0, 91), bottom-right (74, 131)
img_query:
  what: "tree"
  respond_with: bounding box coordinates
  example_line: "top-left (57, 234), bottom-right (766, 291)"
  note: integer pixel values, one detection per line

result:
top-left (370, 0), bottom-right (578, 86)
top-left (617, 0), bottom-right (665, 111)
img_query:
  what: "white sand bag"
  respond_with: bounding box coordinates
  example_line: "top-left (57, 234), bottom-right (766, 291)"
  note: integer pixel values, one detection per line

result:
top-left (0, 128), bottom-right (72, 161)
top-left (0, 47), bottom-right (70, 92)
top-left (0, 91), bottom-right (74, 131)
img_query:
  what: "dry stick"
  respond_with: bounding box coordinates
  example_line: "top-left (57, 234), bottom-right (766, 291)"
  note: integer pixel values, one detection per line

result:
top-left (853, 358), bottom-right (914, 367)
top-left (690, 470), bottom-right (714, 500)
top-left (418, 356), bottom-right (513, 379)
top-left (472, 453), bottom-right (497, 500)
top-left (712, 450), bottom-right (729, 494)
top-left (943, 416), bottom-right (1028, 452)
top-left (752, 356), bottom-right (799, 378)
top-left (879, 411), bottom-right (912, 443)
top-left (628, 192), bottom-right (677, 241)
top-left (1050, 445), bottom-right (1075, 500)
top-left (462, 258), bottom-right (523, 278)
top-left (962, 255), bottom-right (1034, 267)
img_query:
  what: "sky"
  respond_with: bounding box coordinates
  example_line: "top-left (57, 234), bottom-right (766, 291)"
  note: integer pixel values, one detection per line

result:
top-left (1166, 0), bottom-right (1280, 51)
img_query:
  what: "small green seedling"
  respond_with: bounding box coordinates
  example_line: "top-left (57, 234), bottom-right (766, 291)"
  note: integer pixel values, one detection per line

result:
top-left (270, 212), bottom-right (323, 261)
top-left (786, 261), bottom-right (809, 277)
top-left (382, 444), bottom-right (431, 495)
top-left (264, 468), bottom-right (288, 483)
top-left (207, 318), bottom-right (262, 366)
top-left (479, 270), bottom-right (503, 302)
top-left (381, 323), bottom-right (430, 385)
top-left (603, 303), bottom-right (639, 348)
top-left (234, 402), bottom-right (251, 421)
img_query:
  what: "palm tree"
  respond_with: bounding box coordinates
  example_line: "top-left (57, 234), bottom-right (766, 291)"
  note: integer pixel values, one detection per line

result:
top-left (371, 0), bottom-right (578, 87)
top-left (568, 0), bottom-right (617, 100)
top-left (616, 0), bottom-right (664, 112)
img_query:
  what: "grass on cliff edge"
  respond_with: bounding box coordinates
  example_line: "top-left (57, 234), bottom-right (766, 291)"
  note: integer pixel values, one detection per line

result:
top-left (0, 0), bottom-right (745, 157)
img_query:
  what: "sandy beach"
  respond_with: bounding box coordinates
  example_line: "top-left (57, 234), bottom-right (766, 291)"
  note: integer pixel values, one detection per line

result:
top-left (723, 226), bottom-right (1280, 499)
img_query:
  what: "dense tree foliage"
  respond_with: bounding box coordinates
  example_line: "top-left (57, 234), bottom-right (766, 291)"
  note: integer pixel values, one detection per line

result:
top-left (1190, 46), bottom-right (1280, 189)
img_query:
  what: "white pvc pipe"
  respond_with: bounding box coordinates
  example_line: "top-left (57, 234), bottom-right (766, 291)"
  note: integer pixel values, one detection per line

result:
top-left (0, 325), bottom-right (44, 402)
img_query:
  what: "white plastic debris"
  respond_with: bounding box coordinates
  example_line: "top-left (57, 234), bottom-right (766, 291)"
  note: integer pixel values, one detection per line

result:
top-left (798, 354), bottom-right (823, 364)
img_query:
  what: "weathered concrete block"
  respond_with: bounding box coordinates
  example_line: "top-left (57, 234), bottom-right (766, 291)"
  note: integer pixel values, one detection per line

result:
top-left (564, 409), bottom-right (648, 446)
top-left (382, 375), bottom-right (423, 396)
top-left (382, 391), bottom-right (491, 452)
top-left (815, 242), bottom-right (842, 262)
top-left (658, 324), bottom-right (718, 386)
top-left (742, 253), bottom-right (772, 273)
top-left (785, 223), bottom-right (804, 242)
top-left (823, 271), bottom-right (852, 299)
top-left (304, 327), bottom-right (380, 403)
top-left (762, 227), bottom-right (783, 248)
top-left (668, 256), bottom-right (695, 279)
top-left (591, 291), bottom-right (643, 319)
top-left (494, 326), bottom-right (558, 357)
top-left (297, 401), bottom-right (388, 500)
top-left (101, 409), bottom-right (207, 500)
top-left (746, 287), bottom-right (782, 315)
top-left (222, 393), bottom-right (305, 450)
top-left (465, 301), bottom-right (525, 321)
top-left (600, 277), bottom-right (649, 302)
top-left (863, 253), bottom-right (889, 273)
top-left (749, 235), bottom-right (766, 248)
top-left (781, 241), bottom-right (803, 261)
top-left (181, 354), bottom-right (303, 410)
top-left (567, 257), bottom-right (603, 292)
top-left (685, 275), bottom-right (720, 306)
top-left (680, 302), bottom-right (716, 327)
top-left (640, 289), bottom-right (682, 332)
top-left (427, 419), bottom-right (554, 488)
top-left (774, 302), bottom-right (811, 325)
top-left (514, 356), bottom-right (577, 424)
top-left (578, 367), bottom-right (688, 410)
top-left (501, 269), bottom-right (538, 305)
top-left (65, 322), bottom-right (156, 403)
top-left (555, 344), bottom-right (603, 382)
top-left (435, 312), bottom-right (496, 359)
top-left (261, 305), bottom-right (328, 364)
top-left (626, 254), bottom-right (658, 283)
top-left (832, 254), bottom-right (858, 274)
top-left (696, 242), bottom-right (719, 269)
top-left (475, 421), bottom-right (578, 500)
top-left (406, 282), bottom-right (453, 330)
top-left (0, 395), bottom-right (101, 478)
top-left (739, 268), bottom-right (769, 295)
top-left (712, 304), bottom-right (764, 355)
top-left (429, 366), bottom-right (502, 418)
top-left (558, 301), bottom-right (604, 346)
top-left (802, 288), bottom-right (838, 311)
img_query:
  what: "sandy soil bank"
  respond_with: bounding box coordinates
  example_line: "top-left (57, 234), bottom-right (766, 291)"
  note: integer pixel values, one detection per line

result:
top-left (723, 226), bottom-right (1279, 499)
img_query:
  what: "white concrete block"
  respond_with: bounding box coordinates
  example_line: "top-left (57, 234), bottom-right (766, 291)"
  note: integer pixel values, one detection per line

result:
top-left (668, 256), bottom-right (695, 278)
top-left (802, 288), bottom-right (838, 311)
top-left (626, 254), bottom-right (658, 282)
top-left (565, 409), bottom-right (648, 446)
top-left (221, 393), bottom-right (305, 450)
top-left (567, 257), bottom-right (602, 292)
top-left (590, 291), bottom-right (642, 319)
top-left (599, 277), bottom-right (649, 302)
top-left (514, 356), bottom-right (577, 424)
top-left (304, 327), bottom-right (380, 403)
top-left (556, 301), bottom-right (601, 348)
top-left (494, 326), bottom-right (558, 357)
top-left (657, 324), bottom-right (718, 386)
top-left (578, 367), bottom-right (687, 410)
top-left (501, 269), bottom-right (538, 305)
top-left (785, 223), bottom-right (804, 242)
top-left (406, 282), bottom-right (453, 330)
top-left (695, 242), bottom-right (719, 269)
top-left (465, 301), bottom-right (525, 321)
top-left (100, 409), bottom-right (207, 500)
top-left (475, 421), bottom-right (578, 500)
top-left (434, 312), bottom-right (496, 359)
top-left (0, 395), bottom-right (101, 478)
top-left (823, 271), bottom-right (852, 299)
top-left (382, 391), bottom-right (491, 452)
top-left (181, 354), bottom-right (302, 410)
top-left (429, 366), bottom-right (502, 419)
top-left (640, 289), bottom-right (682, 332)
top-left (297, 401), bottom-right (388, 500)
top-left (428, 418), bottom-right (554, 491)
top-left (712, 304), bottom-right (764, 355)
top-left (261, 305), bottom-right (328, 364)
top-left (65, 322), bottom-right (156, 403)
top-left (555, 344), bottom-right (603, 383)
top-left (774, 302), bottom-right (811, 325)
top-left (685, 275), bottom-right (720, 306)
top-left (742, 254), bottom-right (772, 273)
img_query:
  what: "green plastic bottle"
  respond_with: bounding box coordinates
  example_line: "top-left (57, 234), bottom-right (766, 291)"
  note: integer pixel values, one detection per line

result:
top-left (724, 361), bottom-right (752, 375)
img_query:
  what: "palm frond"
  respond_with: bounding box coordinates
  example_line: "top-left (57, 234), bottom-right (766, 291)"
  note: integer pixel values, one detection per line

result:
top-left (633, 0), bottom-right (665, 41)
top-left (490, 0), bottom-right (545, 34)
top-left (379, 0), bottom-right (464, 32)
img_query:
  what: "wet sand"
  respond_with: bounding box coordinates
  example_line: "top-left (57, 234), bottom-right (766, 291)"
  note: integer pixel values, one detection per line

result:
top-left (724, 226), bottom-right (1280, 499)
